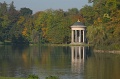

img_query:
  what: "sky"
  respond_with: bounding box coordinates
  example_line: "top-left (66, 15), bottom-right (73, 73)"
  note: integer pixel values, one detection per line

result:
top-left (0, 0), bottom-right (92, 13)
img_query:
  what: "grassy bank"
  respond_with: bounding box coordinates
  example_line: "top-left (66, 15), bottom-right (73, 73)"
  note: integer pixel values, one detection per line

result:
top-left (94, 44), bottom-right (120, 50)
top-left (93, 44), bottom-right (120, 54)
top-left (41, 43), bottom-right (91, 46)
top-left (0, 41), bottom-right (91, 46)
top-left (0, 41), bottom-right (11, 45)
top-left (0, 77), bottom-right (24, 79)
top-left (94, 49), bottom-right (120, 54)
top-left (0, 75), bottom-right (59, 79)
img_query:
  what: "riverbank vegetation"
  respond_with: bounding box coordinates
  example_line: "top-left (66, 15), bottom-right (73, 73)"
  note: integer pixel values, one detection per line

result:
top-left (0, 77), bottom-right (23, 79)
top-left (86, 0), bottom-right (120, 49)
top-left (0, 0), bottom-right (120, 49)
top-left (0, 75), bottom-right (59, 79)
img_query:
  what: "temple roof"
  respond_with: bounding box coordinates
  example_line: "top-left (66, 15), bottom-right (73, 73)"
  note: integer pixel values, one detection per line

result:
top-left (71, 20), bottom-right (86, 28)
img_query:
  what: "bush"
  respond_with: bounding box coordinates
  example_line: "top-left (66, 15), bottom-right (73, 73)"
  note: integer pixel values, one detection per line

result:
top-left (45, 76), bottom-right (59, 79)
top-left (27, 75), bottom-right (60, 79)
top-left (27, 74), bottom-right (39, 79)
top-left (12, 34), bottom-right (29, 45)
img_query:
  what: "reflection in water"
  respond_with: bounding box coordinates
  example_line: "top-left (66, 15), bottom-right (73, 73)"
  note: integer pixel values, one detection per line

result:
top-left (71, 46), bottom-right (86, 74)
top-left (85, 53), bottom-right (120, 79)
top-left (0, 45), bottom-right (120, 79)
top-left (0, 45), bottom-right (72, 79)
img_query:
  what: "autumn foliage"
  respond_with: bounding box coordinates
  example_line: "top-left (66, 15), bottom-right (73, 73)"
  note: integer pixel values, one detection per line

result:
top-left (0, 1), bottom-right (120, 48)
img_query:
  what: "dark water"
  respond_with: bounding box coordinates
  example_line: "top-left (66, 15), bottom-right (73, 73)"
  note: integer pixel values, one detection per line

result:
top-left (0, 45), bottom-right (120, 79)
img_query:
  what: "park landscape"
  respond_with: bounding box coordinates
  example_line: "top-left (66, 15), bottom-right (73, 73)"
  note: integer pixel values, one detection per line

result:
top-left (0, 0), bottom-right (120, 79)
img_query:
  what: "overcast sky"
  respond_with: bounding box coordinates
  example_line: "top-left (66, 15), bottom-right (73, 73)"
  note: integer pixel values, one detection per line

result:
top-left (0, 0), bottom-right (92, 13)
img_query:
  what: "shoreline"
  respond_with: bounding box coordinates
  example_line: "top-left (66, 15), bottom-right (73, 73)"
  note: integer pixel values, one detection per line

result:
top-left (94, 49), bottom-right (120, 54)
top-left (0, 41), bottom-right (91, 46)
top-left (1, 42), bottom-right (120, 53)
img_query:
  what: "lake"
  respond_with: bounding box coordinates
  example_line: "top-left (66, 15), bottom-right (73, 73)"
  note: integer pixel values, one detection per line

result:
top-left (0, 45), bottom-right (120, 79)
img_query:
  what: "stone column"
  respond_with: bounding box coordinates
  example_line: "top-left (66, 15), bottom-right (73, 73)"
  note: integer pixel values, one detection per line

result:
top-left (83, 30), bottom-right (84, 43)
top-left (75, 30), bottom-right (77, 42)
top-left (71, 30), bottom-right (74, 43)
top-left (79, 30), bottom-right (81, 43)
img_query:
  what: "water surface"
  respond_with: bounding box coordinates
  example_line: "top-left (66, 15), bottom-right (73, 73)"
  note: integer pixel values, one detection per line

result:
top-left (0, 45), bottom-right (120, 79)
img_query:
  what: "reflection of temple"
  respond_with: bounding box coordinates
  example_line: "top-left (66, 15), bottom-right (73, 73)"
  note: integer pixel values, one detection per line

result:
top-left (71, 46), bottom-right (86, 73)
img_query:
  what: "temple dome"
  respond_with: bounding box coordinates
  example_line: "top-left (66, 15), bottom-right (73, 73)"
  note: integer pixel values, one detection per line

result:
top-left (71, 20), bottom-right (86, 28)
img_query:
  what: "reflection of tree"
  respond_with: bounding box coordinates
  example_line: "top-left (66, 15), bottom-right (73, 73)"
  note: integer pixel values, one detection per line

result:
top-left (0, 45), bottom-right (71, 77)
top-left (85, 53), bottom-right (120, 79)
top-left (0, 45), bottom-right (29, 76)
top-left (1, 45), bottom-right (120, 79)
top-left (21, 45), bottom-right (71, 69)
top-left (39, 46), bottom-right (71, 69)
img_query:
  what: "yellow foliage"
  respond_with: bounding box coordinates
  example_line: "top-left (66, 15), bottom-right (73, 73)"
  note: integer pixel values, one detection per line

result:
top-left (97, 17), bottom-right (102, 22)
top-left (93, 17), bottom-right (102, 25)
top-left (22, 27), bottom-right (28, 36)
top-left (42, 27), bottom-right (47, 37)
top-left (17, 16), bottom-right (25, 25)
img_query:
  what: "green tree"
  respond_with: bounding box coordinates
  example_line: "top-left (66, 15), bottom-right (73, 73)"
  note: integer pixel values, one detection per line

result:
top-left (20, 7), bottom-right (33, 16)
top-left (86, 0), bottom-right (120, 49)
top-left (80, 5), bottom-right (95, 26)
top-left (68, 8), bottom-right (79, 15)
top-left (8, 1), bottom-right (19, 24)
top-left (0, 1), bottom-right (7, 16)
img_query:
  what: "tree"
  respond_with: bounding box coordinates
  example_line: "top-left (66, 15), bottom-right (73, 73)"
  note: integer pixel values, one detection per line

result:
top-left (20, 7), bottom-right (33, 16)
top-left (0, 1), bottom-right (7, 16)
top-left (86, 0), bottom-right (120, 49)
top-left (80, 5), bottom-right (95, 26)
top-left (68, 8), bottom-right (79, 15)
top-left (8, 1), bottom-right (19, 23)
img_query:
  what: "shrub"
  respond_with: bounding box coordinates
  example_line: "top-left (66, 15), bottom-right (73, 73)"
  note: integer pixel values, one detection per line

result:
top-left (45, 76), bottom-right (59, 79)
top-left (27, 74), bottom-right (39, 79)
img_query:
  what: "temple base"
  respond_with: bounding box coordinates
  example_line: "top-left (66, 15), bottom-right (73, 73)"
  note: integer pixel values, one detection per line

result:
top-left (70, 42), bottom-right (85, 45)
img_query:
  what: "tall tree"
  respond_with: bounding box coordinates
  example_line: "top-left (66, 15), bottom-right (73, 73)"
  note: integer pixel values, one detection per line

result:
top-left (20, 7), bottom-right (33, 16)
top-left (0, 1), bottom-right (7, 16)
top-left (68, 8), bottom-right (79, 15)
top-left (80, 5), bottom-right (95, 26)
top-left (86, 0), bottom-right (120, 49)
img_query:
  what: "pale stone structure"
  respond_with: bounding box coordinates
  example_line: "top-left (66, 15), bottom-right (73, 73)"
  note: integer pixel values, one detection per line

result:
top-left (70, 20), bottom-right (86, 44)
